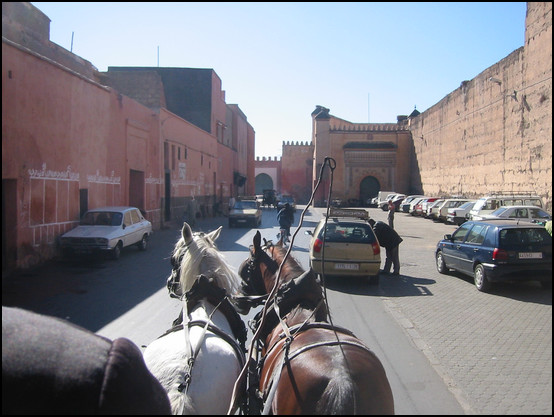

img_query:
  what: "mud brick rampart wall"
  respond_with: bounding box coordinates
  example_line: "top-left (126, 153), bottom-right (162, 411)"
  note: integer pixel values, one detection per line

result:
top-left (409, 2), bottom-right (552, 210)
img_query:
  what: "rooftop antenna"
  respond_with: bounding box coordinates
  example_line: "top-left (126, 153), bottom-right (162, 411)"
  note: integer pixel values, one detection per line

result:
top-left (367, 93), bottom-right (369, 123)
top-left (70, 31), bottom-right (74, 52)
top-left (157, 46), bottom-right (159, 67)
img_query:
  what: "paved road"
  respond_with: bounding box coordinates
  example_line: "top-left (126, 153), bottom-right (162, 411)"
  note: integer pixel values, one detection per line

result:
top-left (3, 206), bottom-right (552, 415)
top-left (364, 206), bottom-right (552, 415)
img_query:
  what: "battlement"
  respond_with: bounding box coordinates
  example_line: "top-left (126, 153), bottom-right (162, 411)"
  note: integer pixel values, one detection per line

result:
top-left (255, 156), bottom-right (281, 162)
top-left (282, 140), bottom-right (313, 146)
top-left (329, 122), bottom-right (409, 132)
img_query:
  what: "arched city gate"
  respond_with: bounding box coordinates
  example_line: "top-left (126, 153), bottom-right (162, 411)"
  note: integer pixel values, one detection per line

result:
top-left (255, 173), bottom-right (274, 195)
top-left (359, 176), bottom-right (380, 205)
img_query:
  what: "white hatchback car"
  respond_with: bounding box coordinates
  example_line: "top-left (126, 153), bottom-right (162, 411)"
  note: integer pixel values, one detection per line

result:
top-left (60, 206), bottom-right (153, 259)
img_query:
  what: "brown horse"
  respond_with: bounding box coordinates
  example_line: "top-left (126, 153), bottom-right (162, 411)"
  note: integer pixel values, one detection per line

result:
top-left (237, 231), bottom-right (394, 414)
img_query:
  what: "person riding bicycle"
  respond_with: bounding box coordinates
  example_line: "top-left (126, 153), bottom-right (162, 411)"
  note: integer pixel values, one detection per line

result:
top-left (277, 203), bottom-right (294, 243)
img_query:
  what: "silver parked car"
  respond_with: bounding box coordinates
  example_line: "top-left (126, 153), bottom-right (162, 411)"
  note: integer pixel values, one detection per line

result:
top-left (60, 206), bottom-right (153, 259)
top-left (481, 205), bottom-right (551, 225)
top-left (446, 201), bottom-right (477, 225)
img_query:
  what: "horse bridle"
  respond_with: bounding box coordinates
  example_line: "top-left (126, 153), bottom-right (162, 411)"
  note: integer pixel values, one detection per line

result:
top-left (238, 243), bottom-right (279, 301)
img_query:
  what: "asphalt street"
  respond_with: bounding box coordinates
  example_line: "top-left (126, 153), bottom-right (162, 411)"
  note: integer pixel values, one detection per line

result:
top-left (2, 205), bottom-right (552, 415)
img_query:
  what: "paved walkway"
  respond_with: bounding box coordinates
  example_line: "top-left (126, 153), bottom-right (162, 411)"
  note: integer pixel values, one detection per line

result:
top-left (366, 207), bottom-right (552, 415)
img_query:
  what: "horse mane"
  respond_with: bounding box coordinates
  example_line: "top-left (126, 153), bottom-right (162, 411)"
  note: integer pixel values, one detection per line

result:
top-left (266, 244), bottom-right (306, 285)
top-left (173, 231), bottom-right (241, 296)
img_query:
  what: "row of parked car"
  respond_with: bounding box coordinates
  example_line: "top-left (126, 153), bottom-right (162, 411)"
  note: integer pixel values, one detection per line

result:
top-left (379, 192), bottom-right (551, 226)
top-left (372, 191), bottom-right (552, 292)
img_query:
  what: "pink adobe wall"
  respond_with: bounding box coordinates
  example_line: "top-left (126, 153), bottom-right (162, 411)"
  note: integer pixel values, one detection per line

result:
top-left (281, 142), bottom-right (314, 203)
top-left (160, 107), bottom-right (218, 198)
top-left (217, 142), bottom-right (236, 203)
top-left (2, 41), bottom-right (163, 267)
top-left (246, 123), bottom-right (256, 195)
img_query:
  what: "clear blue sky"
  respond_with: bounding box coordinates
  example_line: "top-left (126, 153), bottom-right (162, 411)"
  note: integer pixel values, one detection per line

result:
top-left (31, 2), bottom-right (527, 158)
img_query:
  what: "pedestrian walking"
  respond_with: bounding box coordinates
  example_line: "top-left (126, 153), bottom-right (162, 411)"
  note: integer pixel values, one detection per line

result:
top-left (369, 218), bottom-right (403, 276)
top-left (387, 199), bottom-right (395, 228)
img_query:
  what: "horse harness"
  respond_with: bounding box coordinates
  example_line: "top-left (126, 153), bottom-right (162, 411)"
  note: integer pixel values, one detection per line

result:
top-left (241, 255), bottom-right (377, 414)
top-left (158, 275), bottom-right (247, 395)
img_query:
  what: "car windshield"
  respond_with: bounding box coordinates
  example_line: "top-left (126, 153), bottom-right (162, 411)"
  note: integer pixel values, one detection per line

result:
top-left (459, 202), bottom-right (475, 210)
top-left (234, 201), bottom-right (257, 210)
top-left (80, 211), bottom-right (123, 226)
top-left (491, 207), bottom-right (509, 216)
top-left (318, 222), bottom-right (376, 244)
top-left (500, 228), bottom-right (551, 249)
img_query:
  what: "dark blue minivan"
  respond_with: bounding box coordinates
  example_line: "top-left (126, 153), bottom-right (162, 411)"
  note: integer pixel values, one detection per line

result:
top-left (435, 219), bottom-right (552, 292)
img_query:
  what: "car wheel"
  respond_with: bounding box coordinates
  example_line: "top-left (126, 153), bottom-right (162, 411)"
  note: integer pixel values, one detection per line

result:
top-left (368, 275), bottom-right (380, 285)
top-left (474, 264), bottom-right (491, 292)
top-left (436, 251), bottom-right (449, 274)
top-left (112, 242), bottom-right (122, 260)
top-left (137, 234), bottom-right (148, 251)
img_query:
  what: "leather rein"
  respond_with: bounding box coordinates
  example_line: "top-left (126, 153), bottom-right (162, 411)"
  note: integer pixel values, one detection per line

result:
top-left (240, 244), bottom-right (377, 414)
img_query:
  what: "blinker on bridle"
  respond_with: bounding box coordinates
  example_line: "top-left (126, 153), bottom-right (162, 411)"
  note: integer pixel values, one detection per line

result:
top-left (240, 244), bottom-right (279, 296)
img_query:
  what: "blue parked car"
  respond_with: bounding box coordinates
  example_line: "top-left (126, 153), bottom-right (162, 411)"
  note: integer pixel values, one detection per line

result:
top-left (435, 219), bottom-right (552, 292)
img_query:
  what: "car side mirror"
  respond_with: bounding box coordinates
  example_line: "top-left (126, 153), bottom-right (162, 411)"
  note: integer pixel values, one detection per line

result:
top-left (305, 230), bottom-right (313, 236)
top-left (444, 234), bottom-right (452, 240)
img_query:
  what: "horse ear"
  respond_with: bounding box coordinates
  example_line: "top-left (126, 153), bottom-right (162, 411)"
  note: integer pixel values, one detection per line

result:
top-left (207, 226), bottom-right (222, 242)
top-left (182, 222), bottom-right (194, 245)
top-left (253, 230), bottom-right (262, 253)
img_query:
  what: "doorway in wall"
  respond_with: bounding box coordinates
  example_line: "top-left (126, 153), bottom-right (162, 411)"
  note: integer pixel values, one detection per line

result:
top-left (255, 173), bottom-right (274, 195)
top-left (129, 169), bottom-right (145, 212)
top-left (2, 179), bottom-right (17, 272)
top-left (359, 176), bottom-right (380, 206)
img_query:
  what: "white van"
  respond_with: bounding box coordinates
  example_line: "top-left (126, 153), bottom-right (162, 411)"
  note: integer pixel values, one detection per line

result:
top-left (377, 191), bottom-right (397, 210)
top-left (469, 192), bottom-right (544, 220)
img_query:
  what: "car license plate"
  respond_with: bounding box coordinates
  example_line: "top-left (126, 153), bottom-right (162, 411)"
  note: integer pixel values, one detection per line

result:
top-left (237, 219), bottom-right (247, 223)
top-left (518, 252), bottom-right (542, 259)
top-left (335, 263), bottom-right (359, 271)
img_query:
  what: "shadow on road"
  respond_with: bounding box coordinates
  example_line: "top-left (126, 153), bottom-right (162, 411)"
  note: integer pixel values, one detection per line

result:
top-left (323, 273), bottom-right (436, 298)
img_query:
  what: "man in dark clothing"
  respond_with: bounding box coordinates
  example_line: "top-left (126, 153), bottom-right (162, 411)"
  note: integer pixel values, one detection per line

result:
top-left (2, 306), bottom-right (171, 415)
top-left (369, 218), bottom-right (403, 276)
top-left (277, 203), bottom-right (294, 242)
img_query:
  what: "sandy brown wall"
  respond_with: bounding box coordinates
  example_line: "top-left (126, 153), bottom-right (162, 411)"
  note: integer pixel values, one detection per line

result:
top-left (409, 2), bottom-right (552, 210)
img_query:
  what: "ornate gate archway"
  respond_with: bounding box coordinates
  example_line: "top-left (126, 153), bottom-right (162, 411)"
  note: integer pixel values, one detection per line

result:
top-left (359, 176), bottom-right (380, 206)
